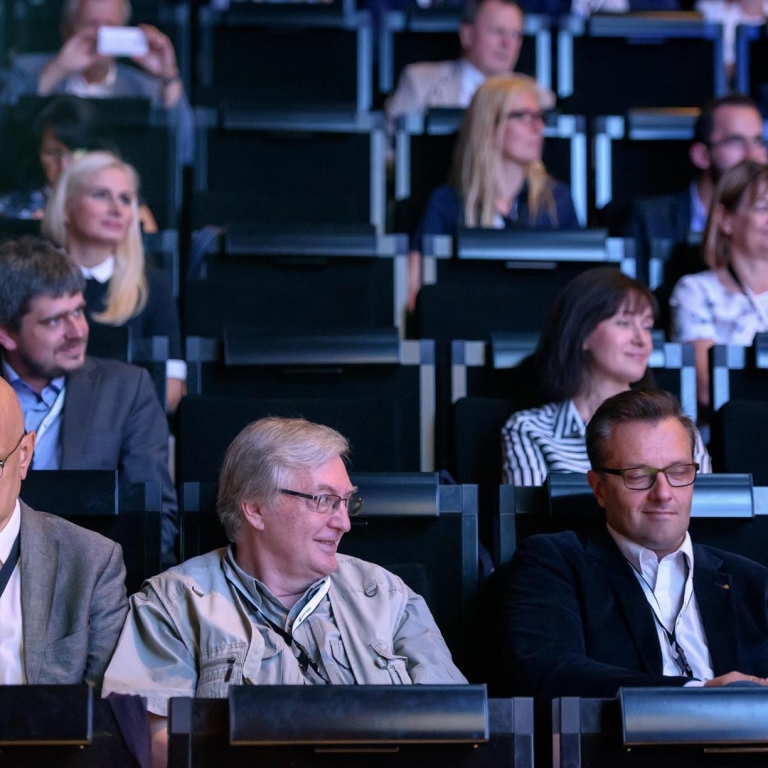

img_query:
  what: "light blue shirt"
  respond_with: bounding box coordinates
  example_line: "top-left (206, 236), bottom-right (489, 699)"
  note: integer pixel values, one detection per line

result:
top-left (689, 181), bottom-right (708, 234)
top-left (3, 360), bottom-right (65, 470)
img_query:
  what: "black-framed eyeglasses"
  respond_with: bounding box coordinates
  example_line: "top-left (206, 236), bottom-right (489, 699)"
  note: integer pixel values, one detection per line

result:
top-left (501, 109), bottom-right (547, 127)
top-left (0, 432), bottom-right (26, 480)
top-left (598, 462), bottom-right (699, 491)
top-left (708, 135), bottom-right (766, 152)
top-left (279, 488), bottom-right (364, 516)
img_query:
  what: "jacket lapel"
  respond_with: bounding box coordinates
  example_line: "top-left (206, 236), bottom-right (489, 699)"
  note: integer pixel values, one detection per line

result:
top-left (60, 359), bottom-right (97, 468)
top-left (585, 529), bottom-right (664, 674)
top-left (19, 502), bottom-right (59, 685)
top-left (692, 544), bottom-right (738, 675)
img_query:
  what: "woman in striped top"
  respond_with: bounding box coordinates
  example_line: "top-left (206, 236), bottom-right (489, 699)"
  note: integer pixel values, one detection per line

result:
top-left (501, 268), bottom-right (711, 485)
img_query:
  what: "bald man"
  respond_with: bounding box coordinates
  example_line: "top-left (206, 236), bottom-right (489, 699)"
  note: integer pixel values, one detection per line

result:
top-left (0, 377), bottom-right (127, 688)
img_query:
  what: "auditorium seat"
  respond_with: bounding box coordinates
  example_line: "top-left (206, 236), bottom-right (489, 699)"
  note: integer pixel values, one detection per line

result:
top-left (192, 107), bottom-right (386, 232)
top-left (196, 1), bottom-right (373, 110)
top-left (0, 684), bottom-right (148, 767)
top-left (553, 689), bottom-right (768, 767)
top-left (168, 688), bottom-right (534, 768)
top-left (557, 13), bottom-right (726, 115)
top-left (182, 229), bottom-right (408, 336)
top-left (21, 471), bottom-right (163, 594)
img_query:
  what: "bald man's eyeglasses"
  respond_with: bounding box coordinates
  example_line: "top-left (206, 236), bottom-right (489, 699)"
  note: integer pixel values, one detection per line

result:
top-left (0, 432), bottom-right (26, 480)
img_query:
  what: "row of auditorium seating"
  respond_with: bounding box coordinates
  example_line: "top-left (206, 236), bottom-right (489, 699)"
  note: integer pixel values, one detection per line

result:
top-left (10, 1), bottom-right (768, 115)
top-left (0, 95), bottom-right (735, 232)
top-left (26, 469), bottom-right (768, 675)
top-left (7, 682), bottom-right (768, 767)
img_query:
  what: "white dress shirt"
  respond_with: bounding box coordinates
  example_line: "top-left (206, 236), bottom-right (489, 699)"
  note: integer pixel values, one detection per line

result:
top-left (0, 500), bottom-right (25, 683)
top-left (459, 60), bottom-right (486, 108)
top-left (608, 525), bottom-right (715, 683)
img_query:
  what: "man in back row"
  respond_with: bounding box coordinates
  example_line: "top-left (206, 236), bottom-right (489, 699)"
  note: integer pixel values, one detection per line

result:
top-left (626, 93), bottom-right (767, 276)
top-left (504, 388), bottom-right (768, 704)
top-left (103, 416), bottom-right (466, 768)
top-left (0, 237), bottom-right (177, 555)
top-left (386, 0), bottom-right (524, 123)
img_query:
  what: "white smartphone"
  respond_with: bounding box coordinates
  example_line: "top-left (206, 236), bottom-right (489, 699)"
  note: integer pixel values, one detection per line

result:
top-left (97, 26), bottom-right (149, 57)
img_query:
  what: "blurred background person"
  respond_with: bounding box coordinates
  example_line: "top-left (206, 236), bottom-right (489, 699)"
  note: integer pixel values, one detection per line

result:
top-left (43, 151), bottom-right (183, 412)
top-left (0, 96), bottom-right (157, 231)
top-left (671, 160), bottom-right (768, 410)
top-left (502, 267), bottom-right (711, 485)
top-left (408, 74), bottom-right (580, 310)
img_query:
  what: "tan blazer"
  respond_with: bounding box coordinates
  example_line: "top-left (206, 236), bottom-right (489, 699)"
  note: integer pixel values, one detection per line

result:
top-left (385, 59), bottom-right (467, 122)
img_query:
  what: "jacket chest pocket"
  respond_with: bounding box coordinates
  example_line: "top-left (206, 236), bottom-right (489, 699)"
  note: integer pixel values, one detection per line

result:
top-left (197, 643), bottom-right (247, 698)
top-left (371, 641), bottom-right (412, 685)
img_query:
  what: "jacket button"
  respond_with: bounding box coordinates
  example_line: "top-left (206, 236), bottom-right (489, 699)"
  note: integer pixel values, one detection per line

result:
top-left (365, 583), bottom-right (378, 597)
top-left (375, 658), bottom-right (387, 669)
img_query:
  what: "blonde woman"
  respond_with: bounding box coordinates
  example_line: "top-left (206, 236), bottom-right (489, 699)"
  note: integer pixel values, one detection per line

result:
top-left (408, 74), bottom-right (580, 310)
top-left (671, 160), bottom-right (768, 409)
top-left (43, 151), bottom-right (183, 412)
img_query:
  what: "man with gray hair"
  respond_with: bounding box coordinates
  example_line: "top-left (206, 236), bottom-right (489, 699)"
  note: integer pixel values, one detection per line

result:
top-left (103, 416), bottom-right (466, 768)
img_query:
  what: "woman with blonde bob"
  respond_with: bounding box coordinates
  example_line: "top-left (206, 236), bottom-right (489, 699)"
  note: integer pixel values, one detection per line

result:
top-left (408, 74), bottom-right (580, 309)
top-left (671, 160), bottom-right (768, 408)
top-left (43, 150), bottom-right (184, 411)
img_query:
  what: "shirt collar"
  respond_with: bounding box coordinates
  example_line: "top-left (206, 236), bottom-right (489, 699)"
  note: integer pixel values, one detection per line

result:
top-left (224, 545), bottom-right (329, 617)
top-left (607, 522), bottom-right (694, 573)
top-left (68, 61), bottom-right (118, 94)
top-left (554, 399), bottom-right (587, 439)
top-left (689, 181), bottom-right (708, 234)
top-left (0, 500), bottom-right (21, 564)
top-left (459, 59), bottom-right (486, 99)
top-left (79, 256), bottom-right (115, 283)
top-left (2, 359), bottom-right (65, 401)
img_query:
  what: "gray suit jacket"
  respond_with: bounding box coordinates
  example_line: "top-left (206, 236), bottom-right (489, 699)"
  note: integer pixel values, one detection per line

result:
top-left (18, 501), bottom-right (128, 688)
top-left (386, 59), bottom-right (466, 121)
top-left (61, 356), bottom-right (177, 554)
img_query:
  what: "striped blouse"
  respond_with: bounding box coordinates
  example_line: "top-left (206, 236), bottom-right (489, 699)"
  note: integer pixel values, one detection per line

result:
top-left (501, 399), bottom-right (712, 486)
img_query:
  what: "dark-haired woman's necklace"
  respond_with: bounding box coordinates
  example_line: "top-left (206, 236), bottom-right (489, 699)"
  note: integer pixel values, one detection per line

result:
top-left (727, 263), bottom-right (768, 329)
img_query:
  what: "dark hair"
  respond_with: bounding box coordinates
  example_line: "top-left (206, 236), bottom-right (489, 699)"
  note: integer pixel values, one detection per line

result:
top-left (693, 93), bottom-right (760, 146)
top-left (535, 267), bottom-right (659, 401)
top-left (461, 0), bottom-right (521, 25)
top-left (0, 237), bottom-right (85, 331)
top-left (586, 389), bottom-right (697, 470)
top-left (33, 96), bottom-right (97, 149)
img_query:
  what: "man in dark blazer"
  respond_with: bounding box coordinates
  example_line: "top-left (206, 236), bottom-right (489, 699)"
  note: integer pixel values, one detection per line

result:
top-left (0, 376), bottom-right (127, 687)
top-left (624, 93), bottom-right (766, 288)
top-left (503, 389), bottom-right (768, 704)
top-left (0, 237), bottom-right (177, 555)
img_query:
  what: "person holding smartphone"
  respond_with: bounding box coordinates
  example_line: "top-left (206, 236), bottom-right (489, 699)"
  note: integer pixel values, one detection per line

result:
top-left (0, 0), bottom-right (193, 161)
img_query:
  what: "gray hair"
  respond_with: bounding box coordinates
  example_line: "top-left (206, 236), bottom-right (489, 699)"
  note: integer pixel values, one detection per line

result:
top-left (217, 416), bottom-right (350, 541)
top-left (62, 0), bottom-right (132, 29)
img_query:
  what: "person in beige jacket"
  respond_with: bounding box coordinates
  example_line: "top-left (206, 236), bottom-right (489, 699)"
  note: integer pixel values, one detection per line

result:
top-left (103, 416), bottom-right (466, 768)
top-left (385, 0), bottom-right (523, 123)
